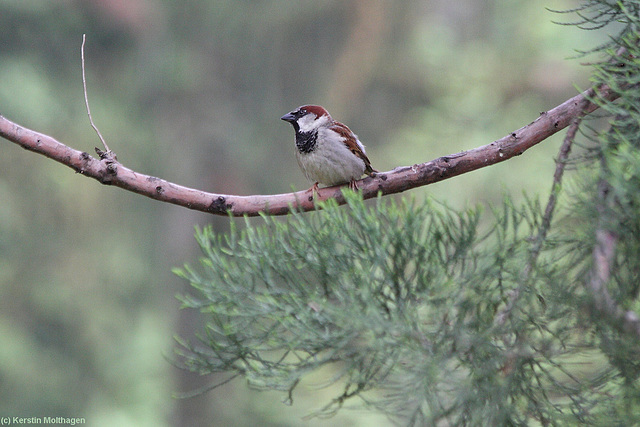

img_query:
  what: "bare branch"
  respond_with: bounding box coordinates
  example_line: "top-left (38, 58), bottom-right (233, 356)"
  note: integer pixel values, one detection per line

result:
top-left (588, 225), bottom-right (640, 338)
top-left (586, 179), bottom-right (640, 338)
top-left (0, 84), bottom-right (620, 217)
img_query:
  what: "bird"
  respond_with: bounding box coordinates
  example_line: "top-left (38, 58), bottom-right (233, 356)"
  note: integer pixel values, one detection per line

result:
top-left (280, 105), bottom-right (376, 192)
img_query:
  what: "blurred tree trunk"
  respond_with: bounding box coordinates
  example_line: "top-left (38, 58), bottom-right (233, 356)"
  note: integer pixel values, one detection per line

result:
top-left (327, 0), bottom-right (389, 116)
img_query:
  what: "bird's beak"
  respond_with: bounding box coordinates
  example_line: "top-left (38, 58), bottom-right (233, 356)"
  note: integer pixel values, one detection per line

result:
top-left (280, 112), bottom-right (295, 123)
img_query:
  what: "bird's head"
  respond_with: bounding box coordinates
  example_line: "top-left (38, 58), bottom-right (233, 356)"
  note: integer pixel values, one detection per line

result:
top-left (280, 105), bottom-right (332, 133)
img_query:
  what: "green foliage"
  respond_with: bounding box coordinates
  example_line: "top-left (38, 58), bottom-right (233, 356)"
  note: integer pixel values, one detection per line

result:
top-left (172, 191), bottom-right (637, 425)
top-left (571, 0), bottom-right (640, 312)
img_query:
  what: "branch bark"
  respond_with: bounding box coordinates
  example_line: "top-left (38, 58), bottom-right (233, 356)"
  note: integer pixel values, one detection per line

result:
top-left (586, 170), bottom-right (640, 338)
top-left (0, 84), bottom-right (619, 217)
top-left (589, 220), bottom-right (640, 338)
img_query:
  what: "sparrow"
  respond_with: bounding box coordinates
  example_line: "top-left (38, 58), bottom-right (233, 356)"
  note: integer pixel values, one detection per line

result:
top-left (281, 105), bottom-right (376, 191)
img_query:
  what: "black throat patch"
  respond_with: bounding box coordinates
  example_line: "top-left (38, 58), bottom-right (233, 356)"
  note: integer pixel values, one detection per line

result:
top-left (295, 131), bottom-right (317, 154)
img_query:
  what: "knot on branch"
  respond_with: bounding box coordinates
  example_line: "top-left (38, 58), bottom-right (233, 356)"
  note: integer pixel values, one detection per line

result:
top-left (95, 147), bottom-right (118, 178)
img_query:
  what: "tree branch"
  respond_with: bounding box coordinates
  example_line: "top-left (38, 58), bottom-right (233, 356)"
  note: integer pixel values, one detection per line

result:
top-left (587, 176), bottom-right (640, 338)
top-left (0, 84), bottom-right (619, 217)
top-left (589, 222), bottom-right (640, 338)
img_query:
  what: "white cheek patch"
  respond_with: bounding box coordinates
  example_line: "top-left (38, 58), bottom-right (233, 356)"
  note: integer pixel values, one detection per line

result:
top-left (297, 113), bottom-right (330, 133)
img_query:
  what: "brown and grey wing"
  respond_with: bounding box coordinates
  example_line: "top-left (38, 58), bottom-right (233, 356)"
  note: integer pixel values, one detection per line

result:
top-left (331, 122), bottom-right (377, 175)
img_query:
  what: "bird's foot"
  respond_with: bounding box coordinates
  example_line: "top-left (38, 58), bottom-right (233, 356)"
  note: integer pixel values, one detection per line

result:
top-left (306, 182), bottom-right (319, 201)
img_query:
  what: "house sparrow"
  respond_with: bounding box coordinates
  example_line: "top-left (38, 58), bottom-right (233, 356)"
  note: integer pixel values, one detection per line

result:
top-left (281, 105), bottom-right (376, 191)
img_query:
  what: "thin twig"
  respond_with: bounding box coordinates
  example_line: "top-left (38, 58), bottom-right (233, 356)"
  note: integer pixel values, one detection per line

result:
top-left (81, 34), bottom-right (111, 154)
top-left (539, 117), bottom-right (582, 246)
top-left (495, 116), bottom-right (583, 326)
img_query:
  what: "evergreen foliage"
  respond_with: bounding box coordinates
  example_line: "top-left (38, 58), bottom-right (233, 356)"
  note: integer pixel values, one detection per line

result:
top-left (174, 1), bottom-right (640, 424)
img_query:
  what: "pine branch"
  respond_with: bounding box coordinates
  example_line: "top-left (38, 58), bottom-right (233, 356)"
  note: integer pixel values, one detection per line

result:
top-left (0, 84), bottom-right (619, 217)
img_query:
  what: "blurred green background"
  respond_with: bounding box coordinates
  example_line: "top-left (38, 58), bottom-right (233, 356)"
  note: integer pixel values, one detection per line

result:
top-left (0, 0), bottom-right (602, 425)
